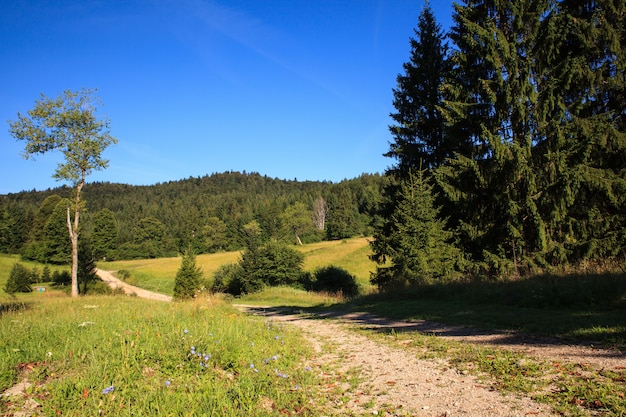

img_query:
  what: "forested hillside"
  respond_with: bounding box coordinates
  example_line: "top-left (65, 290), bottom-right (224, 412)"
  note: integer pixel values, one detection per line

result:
top-left (0, 171), bottom-right (384, 261)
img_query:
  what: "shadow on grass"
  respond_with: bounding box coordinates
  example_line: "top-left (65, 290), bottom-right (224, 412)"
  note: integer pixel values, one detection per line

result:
top-left (0, 300), bottom-right (32, 316)
top-left (240, 271), bottom-right (626, 354)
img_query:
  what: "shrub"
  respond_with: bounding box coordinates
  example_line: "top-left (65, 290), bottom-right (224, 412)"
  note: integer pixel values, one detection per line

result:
top-left (235, 241), bottom-right (306, 295)
top-left (4, 263), bottom-right (33, 295)
top-left (210, 263), bottom-right (242, 294)
top-left (41, 265), bottom-right (51, 282)
top-left (52, 270), bottom-right (71, 286)
top-left (308, 265), bottom-right (359, 297)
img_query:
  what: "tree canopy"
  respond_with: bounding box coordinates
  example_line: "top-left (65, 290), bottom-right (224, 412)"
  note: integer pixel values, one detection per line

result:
top-left (8, 88), bottom-right (117, 296)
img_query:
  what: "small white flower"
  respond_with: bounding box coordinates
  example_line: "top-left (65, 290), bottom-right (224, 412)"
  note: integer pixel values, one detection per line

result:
top-left (46, 351), bottom-right (52, 357)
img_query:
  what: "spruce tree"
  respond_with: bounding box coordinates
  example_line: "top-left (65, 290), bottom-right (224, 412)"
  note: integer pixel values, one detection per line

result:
top-left (386, 2), bottom-right (451, 173)
top-left (78, 239), bottom-right (98, 295)
top-left (371, 170), bottom-right (462, 290)
top-left (91, 208), bottom-right (118, 260)
top-left (173, 249), bottom-right (202, 300)
top-left (535, 0), bottom-right (626, 261)
top-left (436, 0), bottom-right (550, 272)
top-left (4, 263), bottom-right (33, 295)
top-left (44, 198), bottom-right (73, 264)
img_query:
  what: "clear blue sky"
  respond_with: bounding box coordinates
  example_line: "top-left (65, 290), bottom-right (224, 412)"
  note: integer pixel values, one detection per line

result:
top-left (1, 0), bottom-right (454, 194)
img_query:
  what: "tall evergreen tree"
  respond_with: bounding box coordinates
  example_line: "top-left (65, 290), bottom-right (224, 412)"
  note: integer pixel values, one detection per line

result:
top-left (77, 239), bottom-right (98, 295)
top-left (386, 2), bottom-right (451, 173)
top-left (535, 0), bottom-right (626, 261)
top-left (326, 187), bottom-right (361, 240)
top-left (4, 263), bottom-right (33, 295)
top-left (44, 198), bottom-right (73, 264)
top-left (436, 0), bottom-right (551, 272)
top-left (91, 208), bottom-right (117, 260)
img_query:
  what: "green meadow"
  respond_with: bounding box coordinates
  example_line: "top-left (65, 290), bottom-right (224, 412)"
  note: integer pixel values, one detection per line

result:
top-left (2, 238), bottom-right (626, 415)
top-left (98, 237), bottom-right (377, 296)
top-left (0, 295), bottom-right (328, 416)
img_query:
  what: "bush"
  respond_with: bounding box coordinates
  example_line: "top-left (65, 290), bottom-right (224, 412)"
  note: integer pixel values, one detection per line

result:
top-left (173, 250), bottom-right (203, 300)
top-left (52, 270), bottom-right (71, 286)
top-left (211, 263), bottom-right (242, 294)
top-left (235, 241), bottom-right (306, 295)
top-left (4, 263), bottom-right (33, 295)
top-left (308, 265), bottom-right (360, 297)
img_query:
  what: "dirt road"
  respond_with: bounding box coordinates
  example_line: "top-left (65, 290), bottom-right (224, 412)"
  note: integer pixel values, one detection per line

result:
top-left (95, 269), bottom-right (172, 302)
top-left (234, 304), bottom-right (560, 416)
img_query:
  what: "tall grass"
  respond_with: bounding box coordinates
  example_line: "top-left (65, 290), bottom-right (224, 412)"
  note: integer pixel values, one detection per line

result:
top-left (0, 296), bottom-right (325, 415)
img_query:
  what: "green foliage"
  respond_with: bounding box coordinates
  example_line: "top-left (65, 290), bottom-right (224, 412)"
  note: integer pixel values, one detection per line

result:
top-left (43, 198), bottom-right (72, 264)
top-left (279, 202), bottom-right (314, 245)
top-left (91, 208), bottom-right (117, 260)
top-left (200, 216), bottom-right (228, 253)
top-left (1, 173), bottom-right (382, 263)
top-left (173, 250), bottom-right (203, 300)
top-left (3, 263), bottom-right (33, 294)
top-left (0, 297), bottom-right (323, 416)
top-left (371, 170), bottom-right (463, 290)
top-left (210, 263), bottom-right (243, 294)
top-left (8, 89), bottom-right (117, 185)
top-left (52, 270), bottom-right (71, 286)
top-left (326, 187), bottom-right (362, 240)
top-left (77, 239), bottom-right (98, 295)
top-left (41, 265), bottom-right (51, 282)
top-left (0, 202), bottom-right (32, 253)
top-left (386, 3), bottom-right (451, 172)
top-left (307, 265), bottom-right (360, 297)
top-left (8, 88), bottom-right (118, 297)
top-left (232, 241), bottom-right (306, 295)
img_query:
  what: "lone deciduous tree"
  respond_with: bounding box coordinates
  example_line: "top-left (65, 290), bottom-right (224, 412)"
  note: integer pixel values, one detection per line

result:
top-left (8, 89), bottom-right (117, 297)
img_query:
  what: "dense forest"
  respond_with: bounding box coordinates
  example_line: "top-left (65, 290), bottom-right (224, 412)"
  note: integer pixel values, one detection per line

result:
top-left (0, 171), bottom-right (383, 261)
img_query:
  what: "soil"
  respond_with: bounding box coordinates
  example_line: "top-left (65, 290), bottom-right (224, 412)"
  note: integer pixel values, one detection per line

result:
top-left (235, 305), bottom-right (564, 417)
top-left (94, 269), bottom-right (172, 302)
top-left (5, 273), bottom-right (624, 416)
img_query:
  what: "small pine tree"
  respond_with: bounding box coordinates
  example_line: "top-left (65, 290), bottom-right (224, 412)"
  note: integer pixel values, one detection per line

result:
top-left (4, 263), bottom-right (33, 295)
top-left (371, 169), bottom-right (463, 290)
top-left (42, 265), bottom-right (51, 282)
top-left (173, 250), bottom-right (202, 300)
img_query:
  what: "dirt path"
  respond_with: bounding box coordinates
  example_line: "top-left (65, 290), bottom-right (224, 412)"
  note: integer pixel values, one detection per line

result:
top-left (95, 269), bottom-right (172, 302)
top-left (92, 272), bottom-right (624, 415)
top-left (235, 305), bottom-right (625, 417)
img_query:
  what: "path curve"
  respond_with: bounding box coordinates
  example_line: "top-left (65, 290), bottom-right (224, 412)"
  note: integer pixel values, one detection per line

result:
top-left (95, 269), bottom-right (172, 302)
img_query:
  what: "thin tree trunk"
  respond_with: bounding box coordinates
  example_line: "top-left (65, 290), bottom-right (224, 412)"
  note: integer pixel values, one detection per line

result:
top-left (68, 179), bottom-right (84, 298)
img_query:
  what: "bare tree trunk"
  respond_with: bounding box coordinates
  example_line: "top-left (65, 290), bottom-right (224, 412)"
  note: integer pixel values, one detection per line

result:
top-left (68, 179), bottom-right (84, 298)
top-left (295, 235), bottom-right (303, 245)
top-left (313, 196), bottom-right (327, 230)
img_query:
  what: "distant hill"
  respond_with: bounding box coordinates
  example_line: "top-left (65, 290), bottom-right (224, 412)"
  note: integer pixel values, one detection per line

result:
top-left (0, 171), bottom-right (384, 259)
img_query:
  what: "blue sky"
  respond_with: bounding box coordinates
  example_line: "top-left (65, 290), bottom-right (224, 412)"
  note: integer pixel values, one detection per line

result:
top-left (1, 0), bottom-right (454, 194)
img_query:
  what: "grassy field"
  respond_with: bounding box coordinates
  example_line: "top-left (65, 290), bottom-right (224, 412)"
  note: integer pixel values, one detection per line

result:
top-left (98, 237), bottom-right (377, 295)
top-left (0, 295), bottom-right (335, 416)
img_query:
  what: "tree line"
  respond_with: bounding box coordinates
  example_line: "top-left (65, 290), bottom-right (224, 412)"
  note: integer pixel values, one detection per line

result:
top-left (0, 171), bottom-right (383, 262)
top-left (371, 1), bottom-right (625, 289)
